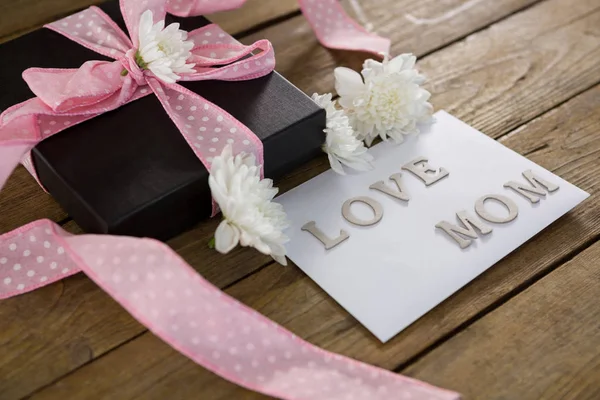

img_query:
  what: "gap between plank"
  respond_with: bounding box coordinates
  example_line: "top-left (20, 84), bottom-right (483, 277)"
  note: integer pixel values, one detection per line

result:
top-left (495, 82), bottom-right (600, 142)
top-left (233, 9), bottom-right (302, 39)
top-left (52, 0), bottom-right (546, 230)
top-left (522, 143), bottom-right (550, 157)
top-left (20, 257), bottom-right (278, 400)
top-left (0, 1), bottom-right (302, 45)
top-left (19, 1), bottom-right (599, 396)
top-left (416, 0), bottom-right (546, 60)
top-left (393, 237), bottom-right (600, 374)
top-left (391, 83), bottom-right (600, 374)
top-left (47, 0), bottom-right (600, 369)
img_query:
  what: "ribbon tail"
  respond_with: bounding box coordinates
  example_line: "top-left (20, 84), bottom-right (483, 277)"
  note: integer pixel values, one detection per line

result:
top-left (22, 61), bottom-right (127, 113)
top-left (0, 109), bottom-right (43, 190)
top-left (0, 141), bottom-right (37, 192)
top-left (167, 0), bottom-right (248, 16)
top-left (185, 29), bottom-right (276, 81)
top-left (168, 0), bottom-right (390, 56)
top-left (298, 0), bottom-right (390, 56)
top-left (0, 218), bottom-right (460, 400)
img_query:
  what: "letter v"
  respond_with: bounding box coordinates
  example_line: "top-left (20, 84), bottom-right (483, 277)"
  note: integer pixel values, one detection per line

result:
top-left (369, 173), bottom-right (410, 201)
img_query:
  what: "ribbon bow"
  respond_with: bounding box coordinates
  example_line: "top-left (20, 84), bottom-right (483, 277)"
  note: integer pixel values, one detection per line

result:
top-left (2, 0), bottom-right (273, 201)
top-left (0, 1), bottom-right (459, 399)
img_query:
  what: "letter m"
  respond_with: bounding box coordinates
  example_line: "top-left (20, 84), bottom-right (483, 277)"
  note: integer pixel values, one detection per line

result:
top-left (504, 170), bottom-right (559, 203)
top-left (435, 211), bottom-right (492, 249)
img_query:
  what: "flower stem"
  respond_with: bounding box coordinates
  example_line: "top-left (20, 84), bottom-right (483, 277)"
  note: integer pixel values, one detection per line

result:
top-left (208, 237), bottom-right (216, 249)
top-left (135, 50), bottom-right (148, 70)
top-left (120, 69), bottom-right (129, 77)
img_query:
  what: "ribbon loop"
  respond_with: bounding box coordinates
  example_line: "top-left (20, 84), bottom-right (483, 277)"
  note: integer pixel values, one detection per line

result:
top-left (4, 1), bottom-right (274, 187)
top-left (23, 61), bottom-right (126, 112)
top-left (186, 38), bottom-right (276, 82)
top-left (46, 6), bottom-right (133, 60)
top-left (120, 0), bottom-right (168, 48)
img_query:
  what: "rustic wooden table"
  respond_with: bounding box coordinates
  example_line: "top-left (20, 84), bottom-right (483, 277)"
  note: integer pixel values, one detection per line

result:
top-left (1, 0), bottom-right (599, 399)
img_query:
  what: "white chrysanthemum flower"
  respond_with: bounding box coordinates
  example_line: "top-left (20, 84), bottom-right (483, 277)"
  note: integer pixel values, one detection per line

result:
top-left (137, 10), bottom-right (195, 84)
top-left (312, 93), bottom-right (373, 175)
top-left (335, 53), bottom-right (434, 146)
top-left (208, 145), bottom-right (290, 265)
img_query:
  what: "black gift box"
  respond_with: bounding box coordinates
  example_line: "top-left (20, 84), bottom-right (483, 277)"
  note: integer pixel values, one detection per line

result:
top-left (0, 2), bottom-right (325, 240)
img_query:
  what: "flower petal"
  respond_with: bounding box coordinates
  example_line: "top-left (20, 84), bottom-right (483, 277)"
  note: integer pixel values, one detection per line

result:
top-left (328, 153), bottom-right (346, 175)
top-left (271, 253), bottom-right (288, 266)
top-left (137, 11), bottom-right (195, 84)
top-left (387, 54), bottom-right (416, 73)
top-left (138, 10), bottom-right (155, 42)
top-left (334, 67), bottom-right (364, 101)
top-left (214, 220), bottom-right (240, 254)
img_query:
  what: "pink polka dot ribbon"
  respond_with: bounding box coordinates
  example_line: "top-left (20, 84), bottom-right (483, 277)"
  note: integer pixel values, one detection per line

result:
top-left (0, 219), bottom-right (460, 400)
top-left (9, 0), bottom-right (271, 198)
top-left (169, 0), bottom-right (391, 55)
top-left (0, 1), bottom-right (459, 398)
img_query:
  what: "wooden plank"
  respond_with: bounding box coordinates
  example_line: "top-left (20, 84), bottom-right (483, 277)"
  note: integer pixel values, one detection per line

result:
top-left (242, 0), bottom-right (543, 99)
top-left (0, 166), bottom-right (67, 232)
top-left (245, 0), bottom-right (600, 142)
top-left (0, 0), bottom-right (103, 43)
top-left (403, 240), bottom-right (600, 400)
top-left (4, 0), bottom-right (599, 398)
top-left (26, 64), bottom-right (600, 400)
top-left (0, 0), bottom-right (299, 43)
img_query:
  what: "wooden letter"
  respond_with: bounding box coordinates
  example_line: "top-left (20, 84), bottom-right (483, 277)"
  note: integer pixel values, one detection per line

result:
top-left (503, 169), bottom-right (560, 203)
top-left (475, 194), bottom-right (519, 224)
top-left (435, 211), bottom-right (492, 249)
top-left (369, 172), bottom-right (410, 201)
top-left (301, 221), bottom-right (349, 250)
top-left (342, 196), bottom-right (384, 227)
top-left (402, 156), bottom-right (449, 186)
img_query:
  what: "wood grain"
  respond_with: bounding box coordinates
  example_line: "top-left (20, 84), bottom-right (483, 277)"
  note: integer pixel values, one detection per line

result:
top-left (0, 0), bottom-right (299, 43)
top-left (3, 0), bottom-right (600, 399)
top-left (245, 0), bottom-right (600, 142)
top-left (403, 240), bottom-right (600, 400)
top-left (0, 166), bottom-right (67, 232)
top-left (242, 0), bottom-right (544, 97)
top-left (0, 2), bottom-right (554, 399)
top-left (26, 69), bottom-right (600, 400)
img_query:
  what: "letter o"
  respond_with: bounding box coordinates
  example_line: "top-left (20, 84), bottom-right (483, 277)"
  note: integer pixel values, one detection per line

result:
top-left (475, 194), bottom-right (519, 224)
top-left (342, 196), bottom-right (383, 227)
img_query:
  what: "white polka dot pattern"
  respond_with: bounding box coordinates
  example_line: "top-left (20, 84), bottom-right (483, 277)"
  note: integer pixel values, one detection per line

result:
top-left (5, 3), bottom-right (271, 194)
top-left (120, 0), bottom-right (167, 48)
top-left (167, 0), bottom-right (391, 56)
top-left (0, 219), bottom-right (459, 400)
top-left (147, 78), bottom-right (263, 185)
top-left (46, 6), bottom-right (132, 59)
top-left (0, 1), bottom-right (455, 398)
top-left (299, 0), bottom-right (390, 55)
top-left (0, 222), bottom-right (78, 298)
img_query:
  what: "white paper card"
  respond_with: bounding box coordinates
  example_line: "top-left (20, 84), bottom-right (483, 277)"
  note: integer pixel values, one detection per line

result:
top-left (277, 111), bottom-right (589, 343)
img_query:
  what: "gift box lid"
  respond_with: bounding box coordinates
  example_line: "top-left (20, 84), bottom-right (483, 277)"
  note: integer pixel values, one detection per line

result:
top-left (0, 1), bottom-right (326, 240)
